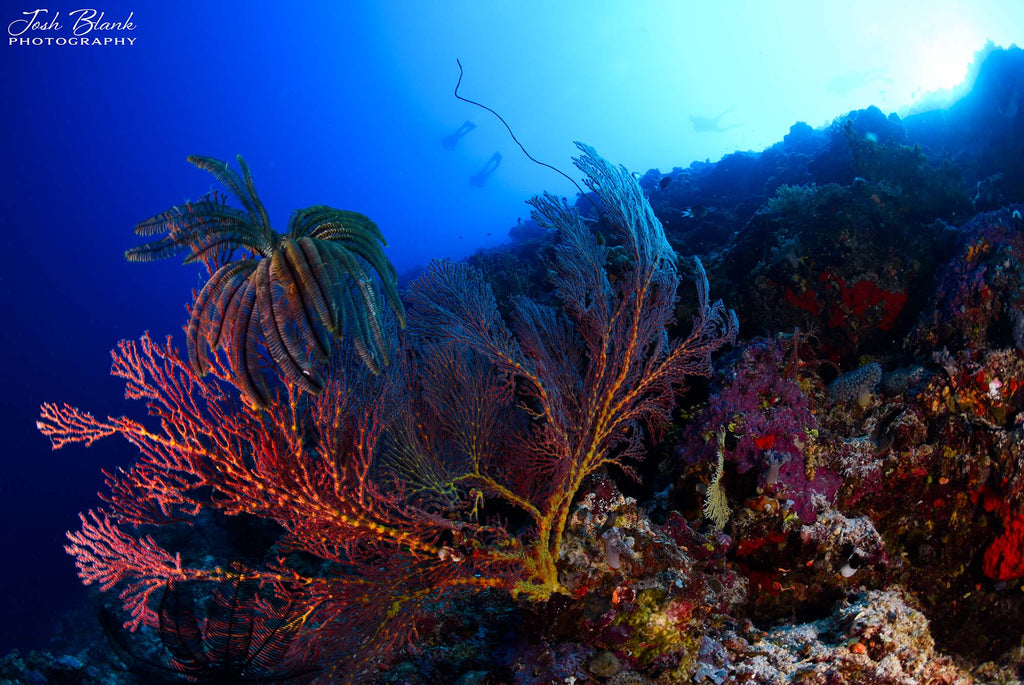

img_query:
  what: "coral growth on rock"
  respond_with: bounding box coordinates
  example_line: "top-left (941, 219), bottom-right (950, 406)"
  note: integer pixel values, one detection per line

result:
top-left (17, 44), bottom-right (1024, 685)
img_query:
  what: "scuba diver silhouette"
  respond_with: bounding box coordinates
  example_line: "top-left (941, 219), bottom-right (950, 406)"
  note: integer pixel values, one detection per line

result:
top-left (442, 120), bottom-right (476, 150)
top-left (470, 152), bottom-right (502, 187)
top-left (690, 106), bottom-right (741, 133)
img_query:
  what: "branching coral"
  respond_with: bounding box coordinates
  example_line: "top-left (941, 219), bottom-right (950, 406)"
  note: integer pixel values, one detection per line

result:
top-left (39, 145), bottom-right (736, 678)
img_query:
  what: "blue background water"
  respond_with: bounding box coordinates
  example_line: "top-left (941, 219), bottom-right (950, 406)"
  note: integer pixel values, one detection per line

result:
top-left (1, 0), bottom-right (1021, 652)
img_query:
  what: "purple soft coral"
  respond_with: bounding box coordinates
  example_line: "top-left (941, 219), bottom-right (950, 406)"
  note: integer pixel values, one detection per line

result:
top-left (681, 337), bottom-right (839, 522)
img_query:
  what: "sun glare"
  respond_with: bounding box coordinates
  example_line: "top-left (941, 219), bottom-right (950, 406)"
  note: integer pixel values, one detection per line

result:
top-left (912, 24), bottom-right (983, 93)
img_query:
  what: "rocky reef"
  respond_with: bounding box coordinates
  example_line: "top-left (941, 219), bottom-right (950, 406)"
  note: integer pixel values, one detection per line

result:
top-left (411, 44), bottom-right (1024, 685)
top-left (8, 44), bottom-right (1024, 685)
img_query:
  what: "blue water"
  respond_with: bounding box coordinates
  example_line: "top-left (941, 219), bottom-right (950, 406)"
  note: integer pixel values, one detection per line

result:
top-left (1, 4), bottom-right (557, 649)
top-left (2, 0), bottom-right (1022, 654)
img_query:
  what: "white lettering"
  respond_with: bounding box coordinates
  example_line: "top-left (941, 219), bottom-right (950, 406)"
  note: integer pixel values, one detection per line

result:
top-left (69, 9), bottom-right (136, 36)
top-left (8, 9), bottom-right (61, 36)
top-left (7, 9), bottom-right (137, 46)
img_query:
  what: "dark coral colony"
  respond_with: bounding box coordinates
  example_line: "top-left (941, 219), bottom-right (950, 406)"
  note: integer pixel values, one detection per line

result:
top-left (15, 46), bottom-right (1024, 684)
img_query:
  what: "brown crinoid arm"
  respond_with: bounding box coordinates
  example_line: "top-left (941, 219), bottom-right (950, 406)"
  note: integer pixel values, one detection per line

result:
top-left (285, 205), bottom-right (407, 375)
top-left (126, 156), bottom-right (406, 406)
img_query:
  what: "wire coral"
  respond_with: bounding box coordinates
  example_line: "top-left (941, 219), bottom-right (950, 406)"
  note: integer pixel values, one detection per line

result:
top-left (127, 155), bottom-right (405, 406)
